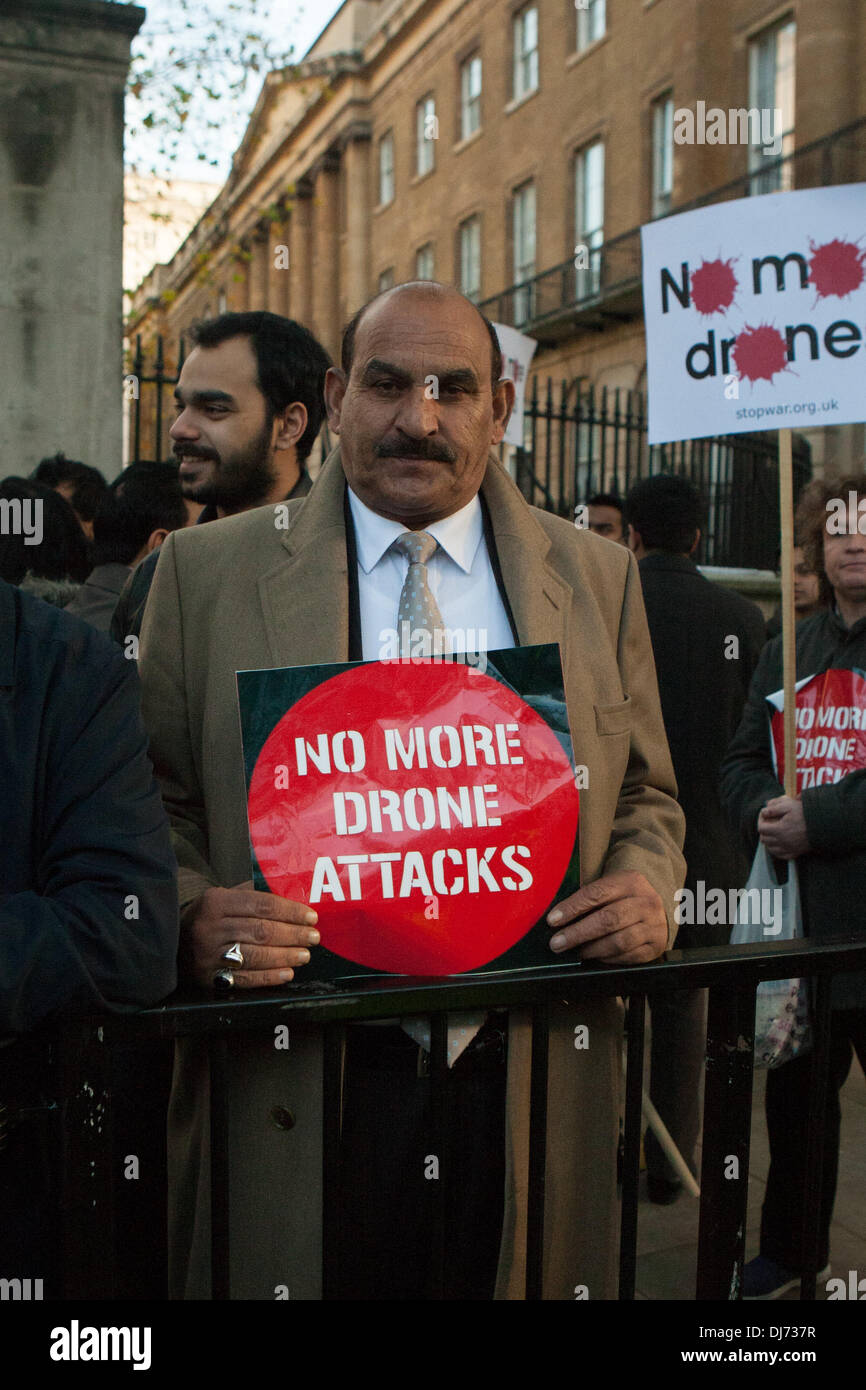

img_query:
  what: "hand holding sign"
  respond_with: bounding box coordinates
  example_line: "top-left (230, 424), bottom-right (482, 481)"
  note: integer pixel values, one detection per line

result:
top-left (547, 870), bottom-right (669, 964)
top-left (183, 882), bottom-right (320, 989)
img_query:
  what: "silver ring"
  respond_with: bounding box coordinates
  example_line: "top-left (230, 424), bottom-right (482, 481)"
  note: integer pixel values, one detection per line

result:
top-left (213, 968), bottom-right (235, 990)
top-left (222, 942), bottom-right (244, 965)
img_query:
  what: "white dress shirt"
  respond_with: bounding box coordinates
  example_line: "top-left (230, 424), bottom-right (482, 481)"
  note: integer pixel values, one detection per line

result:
top-left (347, 487), bottom-right (515, 658)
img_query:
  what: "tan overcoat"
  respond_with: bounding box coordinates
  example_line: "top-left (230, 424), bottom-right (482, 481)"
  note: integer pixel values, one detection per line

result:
top-left (139, 448), bottom-right (685, 1300)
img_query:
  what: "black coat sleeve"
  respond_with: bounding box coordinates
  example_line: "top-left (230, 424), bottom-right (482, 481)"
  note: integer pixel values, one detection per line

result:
top-left (0, 645), bottom-right (179, 1035)
top-left (719, 637), bottom-right (784, 858)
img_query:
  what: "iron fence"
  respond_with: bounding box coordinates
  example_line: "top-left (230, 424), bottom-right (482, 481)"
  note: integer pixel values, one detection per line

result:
top-left (514, 377), bottom-right (811, 570)
top-left (125, 342), bottom-right (809, 571)
top-left (48, 935), bottom-right (866, 1301)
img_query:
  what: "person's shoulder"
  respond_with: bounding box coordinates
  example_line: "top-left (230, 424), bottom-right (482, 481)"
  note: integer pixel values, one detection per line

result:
top-left (14, 582), bottom-right (129, 685)
top-left (169, 500), bottom-right (299, 557)
top-left (702, 574), bottom-right (766, 629)
top-left (161, 503), bottom-right (299, 592)
top-left (529, 505), bottom-right (632, 575)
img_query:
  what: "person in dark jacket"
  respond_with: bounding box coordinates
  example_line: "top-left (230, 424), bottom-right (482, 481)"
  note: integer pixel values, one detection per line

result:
top-left (624, 474), bottom-right (767, 1202)
top-left (720, 472), bottom-right (866, 1299)
top-left (0, 577), bottom-right (179, 1291)
top-left (110, 311), bottom-right (329, 646)
top-left (66, 462), bottom-right (186, 634)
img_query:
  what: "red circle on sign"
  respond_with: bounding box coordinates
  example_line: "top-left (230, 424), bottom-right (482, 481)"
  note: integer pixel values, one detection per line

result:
top-left (247, 661), bottom-right (579, 975)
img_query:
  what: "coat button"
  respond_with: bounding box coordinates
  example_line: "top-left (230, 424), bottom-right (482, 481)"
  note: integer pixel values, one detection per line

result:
top-left (270, 1105), bottom-right (296, 1130)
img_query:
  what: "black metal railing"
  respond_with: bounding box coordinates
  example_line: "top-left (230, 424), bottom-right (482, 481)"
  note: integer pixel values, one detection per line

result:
top-left (480, 115), bottom-right (866, 335)
top-left (513, 377), bottom-right (810, 570)
top-left (53, 935), bottom-right (866, 1301)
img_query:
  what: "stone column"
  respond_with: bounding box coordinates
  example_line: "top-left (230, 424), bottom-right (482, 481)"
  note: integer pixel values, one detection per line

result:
top-left (288, 177), bottom-right (313, 332)
top-left (0, 0), bottom-right (144, 479)
top-left (249, 224), bottom-right (269, 311)
top-left (341, 124), bottom-right (371, 321)
top-left (311, 150), bottom-right (341, 359)
top-left (268, 213), bottom-right (291, 318)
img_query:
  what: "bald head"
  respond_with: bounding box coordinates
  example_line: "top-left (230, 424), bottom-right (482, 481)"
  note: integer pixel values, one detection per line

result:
top-left (341, 282), bottom-right (503, 387)
top-left (324, 282), bottom-right (515, 528)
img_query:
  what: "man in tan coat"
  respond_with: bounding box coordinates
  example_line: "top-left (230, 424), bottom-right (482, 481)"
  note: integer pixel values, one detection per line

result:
top-left (139, 282), bottom-right (685, 1299)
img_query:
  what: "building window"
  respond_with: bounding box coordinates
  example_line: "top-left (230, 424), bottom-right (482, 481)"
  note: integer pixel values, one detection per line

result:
top-left (576, 0), bottom-right (605, 52)
top-left (416, 95), bottom-right (437, 176)
top-left (458, 216), bottom-right (481, 303)
top-left (415, 243), bottom-right (435, 280)
top-left (460, 54), bottom-right (482, 140)
top-left (748, 17), bottom-right (796, 194)
top-left (378, 130), bottom-right (395, 205)
top-left (513, 6), bottom-right (538, 102)
top-left (217, 288), bottom-right (227, 314)
top-left (378, 267), bottom-right (395, 293)
top-left (512, 181), bottom-right (536, 326)
top-left (575, 140), bottom-right (605, 298)
top-left (651, 94), bottom-right (674, 218)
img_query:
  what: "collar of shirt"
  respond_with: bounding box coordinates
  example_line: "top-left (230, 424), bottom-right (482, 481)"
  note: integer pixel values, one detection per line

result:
top-left (346, 486), bottom-right (483, 575)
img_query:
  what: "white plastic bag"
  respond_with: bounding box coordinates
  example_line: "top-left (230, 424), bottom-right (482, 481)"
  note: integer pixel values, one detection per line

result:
top-left (730, 843), bottom-right (812, 1069)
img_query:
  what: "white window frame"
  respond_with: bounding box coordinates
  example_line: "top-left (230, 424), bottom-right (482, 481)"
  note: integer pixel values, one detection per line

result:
top-left (512, 180), bottom-right (536, 326)
top-left (748, 17), bottom-right (796, 194)
top-left (651, 95), bottom-right (674, 218)
top-left (460, 53), bottom-right (482, 140)
top-left (378, 267), bottom-right (395, 293)
top-left (416, 95), bottom-right (436, 176)
top-left (513, 6), bottom-right (539, 101)
top-left (575, 140), bottom-right (605, 298)
top-left (459, 216), bottom-right (481, 303)
top-left (378, 130), bottom-right (395, 206)
top-left (415, 243), bottom-right (434, 280)
top-left (576, 0), bottom-right (606, 53)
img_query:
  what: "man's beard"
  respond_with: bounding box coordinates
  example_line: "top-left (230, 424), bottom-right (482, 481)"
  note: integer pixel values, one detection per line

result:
top-left (176, 420), bottom-right (277, 512)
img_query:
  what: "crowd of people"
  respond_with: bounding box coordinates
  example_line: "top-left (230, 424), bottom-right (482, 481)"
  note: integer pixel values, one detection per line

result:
top-left (2, 287), bottom-right (864, 1302)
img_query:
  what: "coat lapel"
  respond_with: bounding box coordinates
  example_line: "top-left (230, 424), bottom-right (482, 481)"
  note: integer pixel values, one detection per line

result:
top-left (256, 448), bottom-right (350, 667)
top-left (481, 459), bottom-right (573, 670)
top-left (255, 449), bottom-right (574, 671)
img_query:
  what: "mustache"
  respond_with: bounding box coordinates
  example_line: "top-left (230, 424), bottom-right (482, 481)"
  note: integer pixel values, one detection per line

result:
top-left (173, 443), bottom-right (219, 463)
top-left (375, 438), bottom-right (457, 464)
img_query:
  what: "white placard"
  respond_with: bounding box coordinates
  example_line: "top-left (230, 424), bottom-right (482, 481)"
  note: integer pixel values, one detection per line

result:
top-left (640, 183), bottom-right (866, 445)
top-left (493, 322), bottom-right (538, 447)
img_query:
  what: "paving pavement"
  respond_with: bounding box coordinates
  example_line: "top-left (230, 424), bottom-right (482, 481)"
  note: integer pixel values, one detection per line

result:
top-left (635, 1056), bottom-right (866, 1300)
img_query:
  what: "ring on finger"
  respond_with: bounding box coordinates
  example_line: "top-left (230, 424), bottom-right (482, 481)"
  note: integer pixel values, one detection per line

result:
top-left (222, 942), bottom-right (245, 965)
top-left (213, 967), bottom-right (235, 990)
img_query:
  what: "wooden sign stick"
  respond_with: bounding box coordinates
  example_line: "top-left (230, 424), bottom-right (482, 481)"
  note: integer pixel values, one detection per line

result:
top-left (778, 427), bottom-right (797, 797)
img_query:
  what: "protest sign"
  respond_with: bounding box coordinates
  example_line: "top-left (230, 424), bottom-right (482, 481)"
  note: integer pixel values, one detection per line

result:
top-left (493, 322), bottom-right (537, 447)
top-left (767, 667), bottom-right (866, 793)
top-left (640, 183), bottom-right (866, 446)
top-left (237, 644), bottom-right (580, 982)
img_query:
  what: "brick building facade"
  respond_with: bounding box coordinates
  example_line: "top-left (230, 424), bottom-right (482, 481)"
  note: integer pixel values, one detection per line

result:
top-left (126, 0), bottom-right (866, 474)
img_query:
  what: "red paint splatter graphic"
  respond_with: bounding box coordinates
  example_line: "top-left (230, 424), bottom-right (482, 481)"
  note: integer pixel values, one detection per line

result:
top-left (808, 237), bottom-right (866, 300)
top-left (690, 257), bottom-right (738, 316)
top-left (732, 323), bottom-right (789, 384)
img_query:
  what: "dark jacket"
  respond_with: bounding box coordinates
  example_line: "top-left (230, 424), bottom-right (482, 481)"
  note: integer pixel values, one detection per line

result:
top-left (720, 605), bottom-right (866, 1008)
top-left (638, 552), bottom-right (767, 945)
top-left (0, 578), bottom-right (179, 1033)
top-left (110, 470), bottom-right (313, 646)
top-left (65, 561), bottom-right (132, 633)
